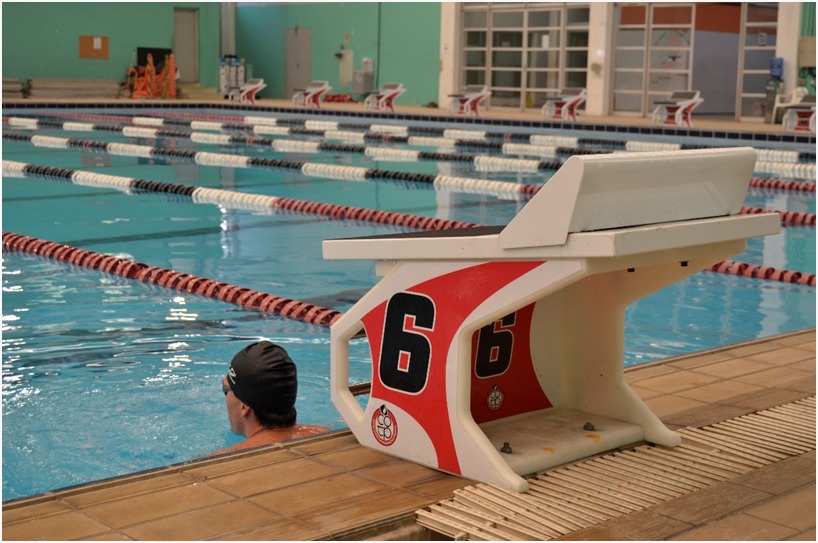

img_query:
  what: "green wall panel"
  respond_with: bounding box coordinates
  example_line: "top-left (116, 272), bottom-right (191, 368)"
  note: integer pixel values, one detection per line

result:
top-left (2, 2), bottom-right (440, 103)
top-left (2, 2), bottom-right (220, 88)
top-left (235, 2), bottom-right (441, 105)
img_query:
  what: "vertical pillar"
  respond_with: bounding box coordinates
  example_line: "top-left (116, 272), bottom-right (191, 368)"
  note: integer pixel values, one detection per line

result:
top-left (586, 2), bottom-right (614, 116)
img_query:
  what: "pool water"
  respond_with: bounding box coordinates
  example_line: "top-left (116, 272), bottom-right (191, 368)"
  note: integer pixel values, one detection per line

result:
top-left (2, 108), bottom-right (815, 500)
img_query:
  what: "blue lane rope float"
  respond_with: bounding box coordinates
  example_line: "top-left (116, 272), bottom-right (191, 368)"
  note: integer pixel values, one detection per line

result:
top-left (5, 160), bottom-right (816, 285)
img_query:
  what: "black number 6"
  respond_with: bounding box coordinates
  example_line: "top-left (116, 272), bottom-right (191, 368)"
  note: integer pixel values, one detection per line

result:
top-left (379, 292), bottom-right (435, 393)
top-left (474, 313), bottom-right (515, 378)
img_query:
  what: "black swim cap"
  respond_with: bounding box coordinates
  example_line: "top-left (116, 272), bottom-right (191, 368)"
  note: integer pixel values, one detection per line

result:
top-left (227, 341), bottom-right (297, 416)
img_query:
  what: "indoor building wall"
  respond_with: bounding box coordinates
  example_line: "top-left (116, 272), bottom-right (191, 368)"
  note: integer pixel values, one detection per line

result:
top-left (1, 2), bottom-right (221, 88)
top-left (235, 2), bottom-right (441, 105)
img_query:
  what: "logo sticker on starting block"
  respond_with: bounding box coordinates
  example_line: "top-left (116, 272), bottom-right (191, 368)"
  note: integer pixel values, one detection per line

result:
top-left (371, 404), bottom-right (398, 446)
top-left (487, 384), bottom-right (504, 411)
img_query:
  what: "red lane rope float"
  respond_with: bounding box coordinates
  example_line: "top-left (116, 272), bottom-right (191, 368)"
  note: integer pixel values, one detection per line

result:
top-left (739, 207), bottom-right (817, 226)
top-left (2, 231), bottom-right (344, 328)
top-left (749, 177), bottom-right (816, 193)
top-left (269, 197), bottom-right (478, 229)
top-left (707, 260), bottom-right (816, 287)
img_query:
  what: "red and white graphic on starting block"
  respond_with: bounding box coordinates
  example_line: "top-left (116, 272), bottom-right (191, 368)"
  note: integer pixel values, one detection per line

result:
top-left (360, 261), bottom-right (546, 474)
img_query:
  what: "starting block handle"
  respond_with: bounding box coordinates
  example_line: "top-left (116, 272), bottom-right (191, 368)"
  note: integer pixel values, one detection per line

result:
top-left (499, 147), bottom-right (756, 249)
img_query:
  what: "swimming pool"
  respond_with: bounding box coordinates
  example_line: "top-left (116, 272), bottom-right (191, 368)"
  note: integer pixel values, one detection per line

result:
top-left (2, 105), bottom-right (815, 500)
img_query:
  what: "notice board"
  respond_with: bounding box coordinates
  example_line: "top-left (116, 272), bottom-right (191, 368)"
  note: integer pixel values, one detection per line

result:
top-left (79, 36), bottom-right (109, 60)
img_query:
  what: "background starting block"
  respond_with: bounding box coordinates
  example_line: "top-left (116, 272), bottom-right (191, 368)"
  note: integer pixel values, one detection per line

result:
top-left (323, 148), bottom-right (780, 492)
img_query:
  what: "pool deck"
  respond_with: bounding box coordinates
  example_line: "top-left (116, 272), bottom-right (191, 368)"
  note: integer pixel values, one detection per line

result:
top-left (2, 328), bottom-right (814, 541)
top-left (2, 100), bottom-right (815, 540)
top-left (2, 96), bottom-right (806, 139)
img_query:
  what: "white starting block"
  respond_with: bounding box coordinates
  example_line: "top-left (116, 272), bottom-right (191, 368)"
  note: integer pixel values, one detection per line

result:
top-left (323, 148), bottom-right (780, 493)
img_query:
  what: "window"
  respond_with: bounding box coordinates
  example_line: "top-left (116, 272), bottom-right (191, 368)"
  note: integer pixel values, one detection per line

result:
top-left (460, 3), bottom-right (589, 111)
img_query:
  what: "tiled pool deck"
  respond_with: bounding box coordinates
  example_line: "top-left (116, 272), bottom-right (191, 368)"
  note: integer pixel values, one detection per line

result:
top-left (2, 99), bottom-right (815, 540)
top-left (3, 328), bottom-right (814, 541)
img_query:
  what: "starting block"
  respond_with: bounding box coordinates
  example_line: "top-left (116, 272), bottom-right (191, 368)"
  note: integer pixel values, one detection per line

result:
top-left (542, 88), bottom-right (587, 122)
top-left (323, 148), bottom-right (780, 492)
top-left (448, 85), bottom-right (491, 117)
top-left (364, 83), bottom-right (406, 113)
top-left (652, 90), bottom-right (703, 127)
top-left (231, 79), bottom-right (266, 105)
top-left (292, 80), bottom-right (332, 109)
top-left (781, 95), bottom-right (816, 134)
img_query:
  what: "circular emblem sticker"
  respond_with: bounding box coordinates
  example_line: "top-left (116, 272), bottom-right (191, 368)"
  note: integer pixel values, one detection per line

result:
top-left (487, 384), bottom-right (504, 411)
top-left (371, 404), bottom-right (398, 446)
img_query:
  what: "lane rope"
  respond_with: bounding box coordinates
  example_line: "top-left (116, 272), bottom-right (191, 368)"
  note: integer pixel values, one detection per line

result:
top-left (708, 260), bottom-right (815, 287)
top-left (1, 231), bottom-right (344, 327)
top-left (7, 132), bottom-right (818, 206)
top-left (1, 160), bottom-right (480, 230)
top-left (5, 160), bottom-right (815, 286)
top-left (6, 116), bottom-right (813, 192)
top-left (7, 114), bottom-right (816, 176)
top-left (4, 115), bottom-right (569, 165)
top-left (4, 159), bottom-right (814, 227)
top-left (26, 111), bottom-right (818, 163)
top-left (1, 133), bottom-right (539, 200)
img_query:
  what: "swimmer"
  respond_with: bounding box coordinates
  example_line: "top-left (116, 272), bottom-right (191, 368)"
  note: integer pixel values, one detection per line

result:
top-left (210, 341), bottom-right (326, 456)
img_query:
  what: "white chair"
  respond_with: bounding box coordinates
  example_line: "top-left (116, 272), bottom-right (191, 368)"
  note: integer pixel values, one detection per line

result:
top-left (292, 81), bottom-right (332, 108)
top-left (652, 90), bottom-right (704, 127)
top-left (772, 86), bottom-right (808, 124)
top-left (364, 83), bottom-right (406, 112)
top-left (542, 88), bottom-right (587, 122)
top-left (448, 85), bottom-right (491, 117)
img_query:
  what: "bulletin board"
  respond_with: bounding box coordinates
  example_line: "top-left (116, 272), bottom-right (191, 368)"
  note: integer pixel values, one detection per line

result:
top-left (79, 36), bottom-right (109, 60)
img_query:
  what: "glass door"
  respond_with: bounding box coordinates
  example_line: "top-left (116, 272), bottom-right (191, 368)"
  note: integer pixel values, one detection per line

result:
top-left (612, 3), bottom-right (695, 116)
top-left (737, 2), bottom-right (778, 120)
top-left (524, 6), bottom-right (562, 108)
top-left (647, 4), bottom-right (695, 108)
top-left (613, 4), bottom-right (648, 113)
top-left (462, 7), bottom-right (488, 88)
top-left (489, 8), bottom-right (524, 108)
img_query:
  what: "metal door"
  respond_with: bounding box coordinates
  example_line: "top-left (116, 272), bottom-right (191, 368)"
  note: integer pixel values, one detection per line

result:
top-left (173, 8), bottom-right (198, 83)
top-left (285, 27), bottom-right (311, 98)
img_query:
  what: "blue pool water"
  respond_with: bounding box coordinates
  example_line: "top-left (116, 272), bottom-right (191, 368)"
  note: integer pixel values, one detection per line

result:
top-left (2, 107), bottom-right (815, 500)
